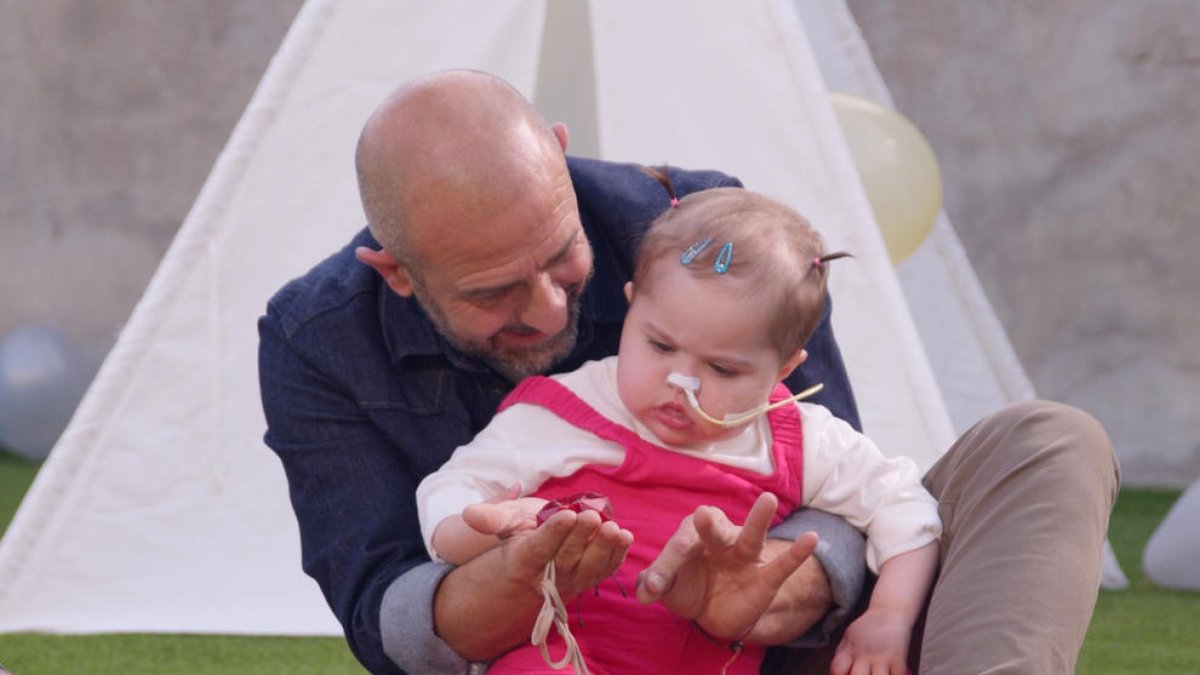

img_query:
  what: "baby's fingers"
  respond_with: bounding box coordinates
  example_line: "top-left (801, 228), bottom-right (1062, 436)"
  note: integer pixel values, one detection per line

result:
top-left (830, 647), bottom-right (907, 675)
top-left (830, 638), bottom-right (853, 675)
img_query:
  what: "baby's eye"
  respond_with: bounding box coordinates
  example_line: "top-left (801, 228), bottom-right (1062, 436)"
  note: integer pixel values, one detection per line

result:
top-left (709, 362), bottom-right (738, 377)
top-left (649, 339), bottom-right (674, 354)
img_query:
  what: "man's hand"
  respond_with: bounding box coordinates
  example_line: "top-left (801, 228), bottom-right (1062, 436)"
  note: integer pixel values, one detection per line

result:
top-left (434, 507), bottom-right (633, 661)
top-left (634, 492), bottom-right (820, 643)
top-left (529, 508), bottom-right (634, 600)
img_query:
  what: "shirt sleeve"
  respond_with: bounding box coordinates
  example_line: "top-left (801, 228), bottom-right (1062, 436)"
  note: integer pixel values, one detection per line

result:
top-left (379, 562), bottom-right (474, 675)
top-left (799, 402), bottom-right (942, 573)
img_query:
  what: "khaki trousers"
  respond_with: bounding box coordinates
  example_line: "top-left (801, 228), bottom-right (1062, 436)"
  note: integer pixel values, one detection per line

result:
top-left (773, 400), bottom-right (1120, 674)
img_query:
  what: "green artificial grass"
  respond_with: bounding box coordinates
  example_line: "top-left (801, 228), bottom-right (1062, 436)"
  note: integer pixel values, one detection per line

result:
top-left (1, 450), bottom-right (1197, 674)
top-left (0, 633), bottom-right (360, 675)
top-left (1078, 488), bottom-right (1200, 674)
top-left (0, 453), bottom-right (38, 529)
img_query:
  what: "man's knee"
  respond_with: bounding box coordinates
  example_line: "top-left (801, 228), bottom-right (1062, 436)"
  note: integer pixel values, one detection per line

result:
top-left (994, 399), bottom-right (1113, 457)
top-left (931, 400), bottom-right (1119, 500)
top-left (983, 400), bottom-right (1119, 495)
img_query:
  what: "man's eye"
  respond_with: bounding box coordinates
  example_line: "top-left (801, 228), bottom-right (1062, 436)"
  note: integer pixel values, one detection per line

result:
top-left (470, 292), bottom-right (507, 307)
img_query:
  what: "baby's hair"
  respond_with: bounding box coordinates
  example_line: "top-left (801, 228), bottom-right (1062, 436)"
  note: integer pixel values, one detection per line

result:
top-left (636, 166), bottom-right (851, 358)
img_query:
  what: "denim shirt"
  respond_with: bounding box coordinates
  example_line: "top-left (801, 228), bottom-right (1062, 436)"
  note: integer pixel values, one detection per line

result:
top-left (258, 157), bottom-right (863, 674)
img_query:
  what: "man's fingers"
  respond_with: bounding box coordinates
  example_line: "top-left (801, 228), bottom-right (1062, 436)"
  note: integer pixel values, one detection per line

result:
top-left (759, 530), bottom-right (819, 589)
top-left (637, 513), bottom-right (701, 602)
top-left (508, 509), bottom-right (577, 575)
top-left (572, 519), bottom-right (633, 586)
top-left (553, 508), bottom-right (604, 570)
top-left (598, 520), bottom-right (635, 570)
top-left (691, 492), bottom-right (777, 560)
top-left (733, 492), bottom-right (778, 556)
top-left (691, 505), bottom-right (738, 553)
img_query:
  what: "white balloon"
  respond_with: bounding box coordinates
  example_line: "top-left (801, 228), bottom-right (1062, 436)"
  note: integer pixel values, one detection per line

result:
top-left (831, 92), bottom-right (943, 264)
top-left (0, 325), bottom-right (91, 461)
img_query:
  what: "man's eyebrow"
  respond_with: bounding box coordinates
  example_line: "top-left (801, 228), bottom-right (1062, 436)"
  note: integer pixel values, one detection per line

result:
top-left (460, 229), bottom-right (581, 299)
top-left (540, 228), bottom-right (580, 269)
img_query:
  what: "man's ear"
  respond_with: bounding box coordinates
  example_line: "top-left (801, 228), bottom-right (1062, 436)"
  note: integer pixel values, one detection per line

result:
top-left (355, 246), bottom-right (416, 297)
top-left (778, 349), bottom-right (808, 381)
top-left (623, 281), bottom-right (634, 303)
top-left (551, 122), bottom-right (570, 152)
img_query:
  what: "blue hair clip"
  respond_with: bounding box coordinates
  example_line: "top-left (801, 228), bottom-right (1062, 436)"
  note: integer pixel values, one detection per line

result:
top-left (680, 237), bottom-right (713, 266)
top-left (713, 241), bottom-right (733, 274)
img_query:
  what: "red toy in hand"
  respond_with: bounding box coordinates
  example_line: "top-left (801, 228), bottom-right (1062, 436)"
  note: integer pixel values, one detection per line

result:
top-left (536, 492), bottom-right (614, 525)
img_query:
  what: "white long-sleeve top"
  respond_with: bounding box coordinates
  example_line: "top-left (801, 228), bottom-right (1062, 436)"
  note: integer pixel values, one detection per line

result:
top-left (417, 357), bottom-right (940, 572)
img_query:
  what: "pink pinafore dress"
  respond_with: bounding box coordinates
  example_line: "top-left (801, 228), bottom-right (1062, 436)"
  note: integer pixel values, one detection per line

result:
top-left (487, 376), bottom-right (805, 675)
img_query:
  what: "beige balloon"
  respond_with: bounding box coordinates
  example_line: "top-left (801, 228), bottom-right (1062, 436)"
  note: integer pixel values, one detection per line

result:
top-left (831, 92), bottom-right (943, 264)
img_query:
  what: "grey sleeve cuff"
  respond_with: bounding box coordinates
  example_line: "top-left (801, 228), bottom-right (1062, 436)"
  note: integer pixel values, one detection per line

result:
top-left (380, 561), bottom-right (476, 675)
top-left (768, 508), bottom-right (868, 647)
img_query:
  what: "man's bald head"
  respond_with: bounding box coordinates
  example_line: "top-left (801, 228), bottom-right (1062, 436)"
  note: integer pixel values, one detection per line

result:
top-left (355, 70), bottom-right (567, 268)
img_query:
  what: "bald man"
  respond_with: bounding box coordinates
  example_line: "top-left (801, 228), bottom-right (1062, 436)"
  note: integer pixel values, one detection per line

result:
top-left (259, 70), bottom-right (1118, 674)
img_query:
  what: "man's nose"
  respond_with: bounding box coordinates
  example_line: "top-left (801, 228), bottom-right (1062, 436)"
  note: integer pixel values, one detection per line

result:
top-left (518, 272), bottom-right (568, 335)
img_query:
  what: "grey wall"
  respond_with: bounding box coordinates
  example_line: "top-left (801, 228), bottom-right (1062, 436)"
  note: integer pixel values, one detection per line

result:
top-left (1, 2), bottom-right (1195, 485)
top-left (0, 1), bottom-right (302, 369)
top-left (848, 2), bottom-right (1200, 486)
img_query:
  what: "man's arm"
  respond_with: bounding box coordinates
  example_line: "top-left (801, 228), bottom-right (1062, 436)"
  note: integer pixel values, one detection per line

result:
top-left (768, 509), bottom-right (868, 647)
top-left (748, 538), bottom-right (833, 643)
top-left (259, 309), bottom-right (430, 674)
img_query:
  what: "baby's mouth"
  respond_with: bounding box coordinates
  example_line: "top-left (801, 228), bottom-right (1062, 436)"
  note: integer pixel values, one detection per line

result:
top-left (652, 400), bottom-right (693, 430)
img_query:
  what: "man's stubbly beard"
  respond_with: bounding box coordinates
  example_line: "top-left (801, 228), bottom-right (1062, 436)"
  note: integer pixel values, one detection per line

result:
top-left (411, 282), bottom-right (585, 383)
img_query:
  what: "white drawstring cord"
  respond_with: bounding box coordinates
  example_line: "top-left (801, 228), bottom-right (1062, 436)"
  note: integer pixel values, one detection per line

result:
top-left (531, 562), bottom-right (590, 674)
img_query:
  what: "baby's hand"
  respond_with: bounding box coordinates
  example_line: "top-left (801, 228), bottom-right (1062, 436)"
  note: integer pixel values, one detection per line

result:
top-left (830, 607), bottom-right (912, 675)
top-left (462, 491), bottom-right (548, 540)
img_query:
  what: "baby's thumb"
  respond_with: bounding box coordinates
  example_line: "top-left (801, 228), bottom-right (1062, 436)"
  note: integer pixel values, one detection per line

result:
top-left (462, 503), bottom-right (506, 535)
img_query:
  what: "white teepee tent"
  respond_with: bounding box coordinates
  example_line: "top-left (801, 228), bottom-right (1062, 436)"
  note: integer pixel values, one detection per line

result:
top-left (0, 0), bottom-right (1123, 636)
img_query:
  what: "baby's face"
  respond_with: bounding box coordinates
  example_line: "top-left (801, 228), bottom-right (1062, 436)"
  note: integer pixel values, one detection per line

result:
top-left (616, 262), bottom-right (788, 448)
